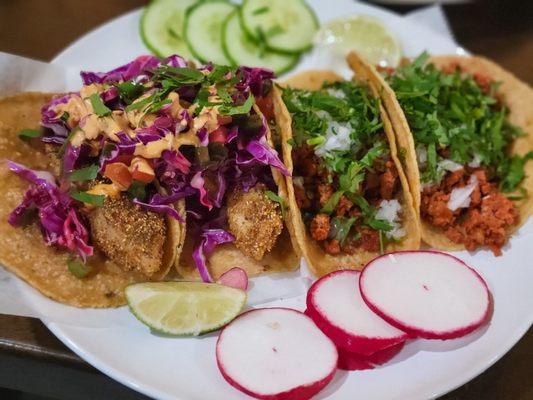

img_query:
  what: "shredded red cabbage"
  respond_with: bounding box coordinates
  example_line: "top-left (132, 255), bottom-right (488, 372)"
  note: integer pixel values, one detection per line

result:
top-left (80, 55), bottom-right (187, 85)
top-left (132, 194), bottom-right (183, 222)
top-left (7, 161), bottom-right (92, 260)
top-left (192, 229), bottom-right (234, 282)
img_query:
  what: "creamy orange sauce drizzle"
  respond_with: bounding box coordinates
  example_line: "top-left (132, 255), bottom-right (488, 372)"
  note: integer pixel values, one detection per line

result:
top-left (52, 84), bottom-right (216, 160)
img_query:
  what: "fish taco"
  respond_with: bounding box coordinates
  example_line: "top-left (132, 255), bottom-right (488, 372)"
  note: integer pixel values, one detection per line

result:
top-left (365, 52), bottom-right (533, 255)
top-left (275, 65), bottom-right (419, 277)
top-left (175, 66), bottom-right (300, 281)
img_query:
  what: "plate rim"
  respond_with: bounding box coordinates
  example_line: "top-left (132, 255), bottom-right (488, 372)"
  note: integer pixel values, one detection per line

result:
top-left (43, 3), bottom-right (531, 400)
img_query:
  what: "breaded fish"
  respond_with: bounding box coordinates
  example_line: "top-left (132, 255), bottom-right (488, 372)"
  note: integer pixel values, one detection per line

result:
top-left (88, 195), bottom-right (166, 276)
top-left (227, 186), bottom-right (283, 261)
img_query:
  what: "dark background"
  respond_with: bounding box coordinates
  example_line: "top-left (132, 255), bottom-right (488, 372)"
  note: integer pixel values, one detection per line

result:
top-left (0, 1), bottom-right (531, 399)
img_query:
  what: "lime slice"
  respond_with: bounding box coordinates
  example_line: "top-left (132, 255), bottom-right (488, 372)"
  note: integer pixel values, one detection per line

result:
top-left (126, 282), bottom-right (246, 336)
top-left (314, 15), bottom-right (401, 68)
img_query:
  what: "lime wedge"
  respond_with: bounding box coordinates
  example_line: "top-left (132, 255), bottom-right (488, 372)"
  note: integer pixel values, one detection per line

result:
top-left (126, 282), bottom-right (246, 336)
top-left (314, 15), bottom-right (401, 68)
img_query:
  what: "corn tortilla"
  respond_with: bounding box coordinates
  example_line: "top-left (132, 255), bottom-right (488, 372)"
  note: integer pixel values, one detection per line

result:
top-left (276, 67), bottom-right (420, 277)
top-left (0, 93), bottom-right (185, 307)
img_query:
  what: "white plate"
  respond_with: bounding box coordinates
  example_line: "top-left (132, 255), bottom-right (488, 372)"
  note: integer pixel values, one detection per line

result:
top-left (28, 0), bottom-right (530, 399)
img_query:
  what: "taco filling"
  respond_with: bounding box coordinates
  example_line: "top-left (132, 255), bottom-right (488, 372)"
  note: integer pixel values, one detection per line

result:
top-left (7, 54), bottom-right (286, 280)
top-left (384, 53), bottom-right (532, 255)
top-left (282, 80), bottom-right (406, 256)
top-left (178, 66), bottom-right (292, 281)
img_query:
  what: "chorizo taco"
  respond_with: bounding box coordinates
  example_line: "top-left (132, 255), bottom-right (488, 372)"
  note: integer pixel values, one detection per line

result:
top-left (275, 65), bottom-right (419, 277)
top-left (175, 66), bottom-right (299, 281)
top-left (365, 52), bottom-right (533, 255)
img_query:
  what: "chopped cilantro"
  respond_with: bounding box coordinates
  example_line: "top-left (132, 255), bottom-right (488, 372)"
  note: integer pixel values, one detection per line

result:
top-left (500, 152), bottom-right (533, 193)
top-left (127, 180), bottom-right (147, 201)
top-left (321, 190), bottom-right (344, 214)
top-left (386, 52), bottom-right (528, 189)
top-left (18, 128), bottom-right (41, 141)
top-left (219, 94), bottom-right (255, 116)
top-left (331, 216), bottom-right (356, 245)
top-left (70, 190), bottom-right (105, 206)
top-left (60, 112), bottom-right (70, 123)
top-left (87, 93), bottom-right (111, 117)
top-left (265, 190), bottom-right (286, 217)
top-left (125, 93), bottom-right (156, 112)
top-left (116, 82), bottom-right (146, 105)
top-left (68, 164), bottom-right (99, 181)
top-left (67, 258), bottom-right (92, 279)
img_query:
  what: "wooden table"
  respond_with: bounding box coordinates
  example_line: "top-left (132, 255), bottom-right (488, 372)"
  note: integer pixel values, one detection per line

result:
top-left (0, 1), bottom-right (531, 399)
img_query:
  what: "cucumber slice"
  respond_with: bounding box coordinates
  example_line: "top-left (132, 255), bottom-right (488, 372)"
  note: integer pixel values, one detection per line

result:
top-left (222, 11), bottom-right (299, 75)
top-left (184, 0), bottom-right (236, 64)
top-left (241, 0), bottom-right (319, 54)
top-left (140, 0), bottom-right (198, 58)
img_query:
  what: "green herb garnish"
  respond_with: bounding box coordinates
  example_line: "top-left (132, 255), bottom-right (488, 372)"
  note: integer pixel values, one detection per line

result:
top-left (127, 180), bottom-right (147, 201)
top-left (265, 190), bottom-right (286, 217)
top-left (116, 82), bottom-right (146, 105)
top-left (219, 94), bottom-right (255, 116)
top-left (125, 93), bottom-right (156, 112)
top-left (67, 258), bottom-right (92, 279)
top-left (87, 93), bottom-right (111, 117)
top-left (321, 191), bottom-right (344, 214)
top-left (331, 216), bottom-right (357, 245)
top-left (70, 190), bottom-right (105, 206)
top-left (18, 128), bottom-right (41, 141)
top-left (68, 164), bottom-right (99, 182)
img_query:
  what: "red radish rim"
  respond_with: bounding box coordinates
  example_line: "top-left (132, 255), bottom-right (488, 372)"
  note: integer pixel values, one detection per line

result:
top-left (359, 251), bottom-right (492, 340)
top-left (216, 307), bottom-right (338, 400)
top-left (306, 270), bottom-right (410, 356)
top-left (337, 340), bottom-right (406, 371)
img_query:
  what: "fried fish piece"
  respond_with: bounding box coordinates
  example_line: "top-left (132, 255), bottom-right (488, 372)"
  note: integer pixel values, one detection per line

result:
top-left (227, 186), bottom-right (283, 261)
top-left (88, 195), bottom-right (166, 276)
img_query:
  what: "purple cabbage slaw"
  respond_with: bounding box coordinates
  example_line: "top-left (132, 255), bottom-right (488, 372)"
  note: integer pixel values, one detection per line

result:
top-left (7, 161), bottom-right (92, 260)
top-left (9, 54), bottom-right (288, 279)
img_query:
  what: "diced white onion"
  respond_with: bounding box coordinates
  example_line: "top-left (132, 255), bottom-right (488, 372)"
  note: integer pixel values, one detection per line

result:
top-left (468, 154), bottom-right (482, 168)
top-left (416, 145), bottom-right (427, 168)
top-left (326, 88), bottom-right (346, 99)
top-left (438, 159), bottom-right (463, 172)
top-left (314, 121), bottom-right (352, 157)
top-left (376, 199), bottom-right (405, 240)
top-left (447, 175), bottom-right (478, 211)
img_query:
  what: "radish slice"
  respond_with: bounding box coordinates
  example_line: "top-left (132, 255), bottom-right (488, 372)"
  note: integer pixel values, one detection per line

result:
top-left (338, 341), bottom-right (405, 371)
top-left (360, 251), bottom-right (491, 340)
top-left (306, 270), bottom-right (409, 356)
top-left (216, 308), bottom-right (338, 400)
top-left (217, 267), bottom-right (249, 291)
